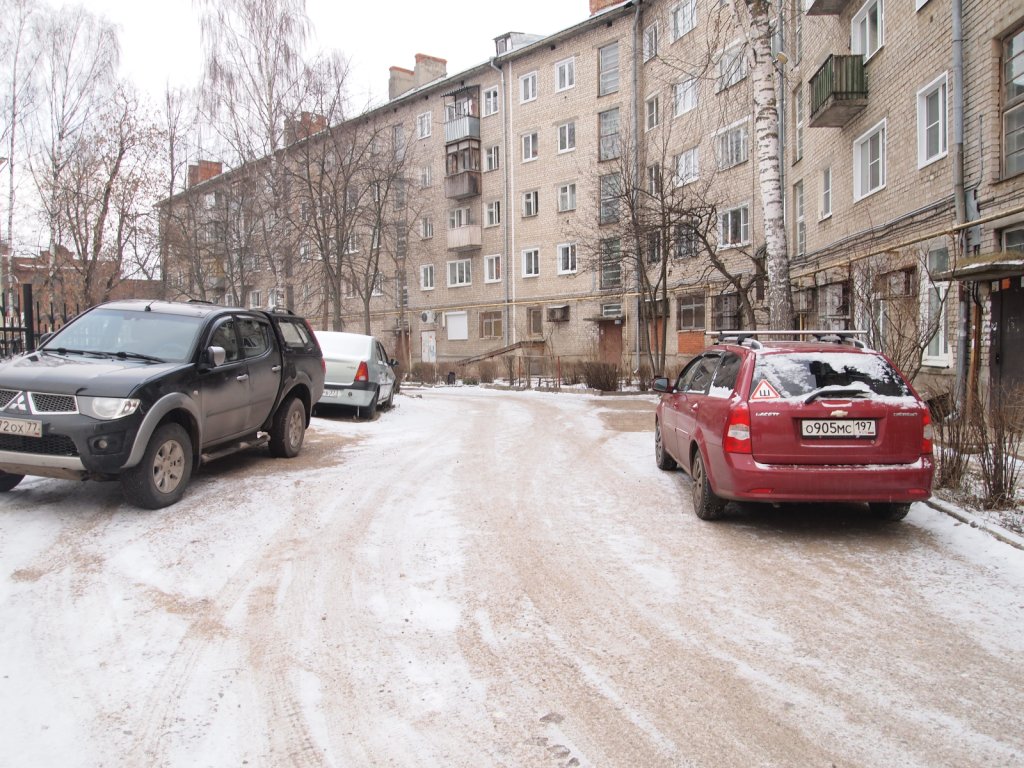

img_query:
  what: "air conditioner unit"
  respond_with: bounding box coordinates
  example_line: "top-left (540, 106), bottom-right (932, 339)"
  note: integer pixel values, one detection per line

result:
top-left (420, 310), bottom-right (436, 323)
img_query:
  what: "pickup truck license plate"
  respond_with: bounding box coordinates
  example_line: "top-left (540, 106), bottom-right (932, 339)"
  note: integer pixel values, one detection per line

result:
top-left (0, 417), bottom-right (43, 438)
top-left (801, 419), bottom-right (875, 438)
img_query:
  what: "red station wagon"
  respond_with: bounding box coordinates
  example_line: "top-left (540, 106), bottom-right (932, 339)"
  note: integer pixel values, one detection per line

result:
top-left (653, 331), bottom-right (934, 521)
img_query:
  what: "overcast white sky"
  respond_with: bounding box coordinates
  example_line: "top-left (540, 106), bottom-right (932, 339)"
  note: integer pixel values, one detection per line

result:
top-left (77, 0), bottom-right (592, 106)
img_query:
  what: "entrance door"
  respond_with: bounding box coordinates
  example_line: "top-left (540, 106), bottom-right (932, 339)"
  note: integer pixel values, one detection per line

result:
top-left (598, 321), bottom-right (623, 366)
top-left (420, 330), bottom-right (436, 364)
top-left (990, 276), bottom-right (1024, 393)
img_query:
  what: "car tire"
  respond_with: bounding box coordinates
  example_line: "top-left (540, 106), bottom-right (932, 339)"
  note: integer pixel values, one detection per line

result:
top-left (869, 502), bottom-right (911, 521)
top-left (691, 450), bottom-right (726, 521)
top-left (655, 420), bottom-right (677, 470)
top-left (121, 422), bottom-right (193, 510)
top-left (0, 471), bottom-right (24, 492)
top-left (360, 389), bottom-right (379, 420)
top-left (269, 396), bottom-right (306, 458)
top-left (380, 384), bottom-right (395, 411)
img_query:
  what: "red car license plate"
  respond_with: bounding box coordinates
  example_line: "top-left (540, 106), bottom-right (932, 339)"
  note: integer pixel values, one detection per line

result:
top-left (801, 419), bottom-right (876, 438)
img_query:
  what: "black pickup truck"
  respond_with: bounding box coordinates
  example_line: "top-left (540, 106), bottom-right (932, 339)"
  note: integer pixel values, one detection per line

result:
top-left (0, 300), bottom-right (325, 508)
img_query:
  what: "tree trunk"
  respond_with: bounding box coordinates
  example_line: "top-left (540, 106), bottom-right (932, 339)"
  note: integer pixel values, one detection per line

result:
top-left (735, 0), bottom-right (793, 330)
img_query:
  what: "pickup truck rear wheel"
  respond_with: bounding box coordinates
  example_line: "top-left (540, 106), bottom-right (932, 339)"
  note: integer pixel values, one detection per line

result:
top-left (0, 471), bottom-right (24, 492)
top-left (121, 423), bottom-right (193, 509)
top-left (269, 396), bottom-right (306, 458)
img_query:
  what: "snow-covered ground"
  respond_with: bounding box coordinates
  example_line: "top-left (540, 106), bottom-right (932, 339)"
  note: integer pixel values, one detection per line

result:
top-left (1, 386), bottom-right (1022, 767)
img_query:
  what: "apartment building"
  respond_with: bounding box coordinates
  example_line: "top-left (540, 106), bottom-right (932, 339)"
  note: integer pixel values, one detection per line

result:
top-left (160, 0), bottom-right (1024, 400)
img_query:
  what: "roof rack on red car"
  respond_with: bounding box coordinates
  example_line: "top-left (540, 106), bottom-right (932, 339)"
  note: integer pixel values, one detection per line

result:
top-left (711, 330), bottom-right (869, 350)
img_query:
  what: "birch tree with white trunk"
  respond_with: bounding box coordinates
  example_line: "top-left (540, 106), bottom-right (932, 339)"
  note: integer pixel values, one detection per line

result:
top-left (731, 0), bottom-right (793, 330)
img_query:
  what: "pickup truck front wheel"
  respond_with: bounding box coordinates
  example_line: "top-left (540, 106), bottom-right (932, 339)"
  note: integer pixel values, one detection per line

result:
top-left (121, 422), bottom-right (193, 509)
top-left (269, 396), bottom-right (306, 458)
top-left (0, 471), bottom-right (24, 492)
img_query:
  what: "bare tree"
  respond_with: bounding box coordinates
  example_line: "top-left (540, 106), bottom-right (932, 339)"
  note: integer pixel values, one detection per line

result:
top-left (0, 0), bottom-right (41, 308)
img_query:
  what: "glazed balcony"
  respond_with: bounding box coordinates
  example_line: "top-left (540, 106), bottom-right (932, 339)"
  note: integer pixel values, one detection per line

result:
top-left (444, 170), bottom-right (481, 200)
top-left (809, 55), bottom-right (868, 128)
top-left (445, 115), bottom-right (480, 143)
top-left (446, 225), bottom-right (482, 252)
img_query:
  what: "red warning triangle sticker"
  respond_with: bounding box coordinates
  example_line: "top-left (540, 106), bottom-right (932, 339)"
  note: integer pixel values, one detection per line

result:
top-left (750, 379), bottom-right (782, 400)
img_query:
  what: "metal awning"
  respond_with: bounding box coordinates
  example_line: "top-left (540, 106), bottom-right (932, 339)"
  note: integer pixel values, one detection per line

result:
top-left (939, 251), bottom-right (1024, 282)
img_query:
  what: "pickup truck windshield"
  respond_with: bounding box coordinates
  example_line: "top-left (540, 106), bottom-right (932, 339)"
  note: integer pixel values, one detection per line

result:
top-left (43, 308), bottom-right (205, 363)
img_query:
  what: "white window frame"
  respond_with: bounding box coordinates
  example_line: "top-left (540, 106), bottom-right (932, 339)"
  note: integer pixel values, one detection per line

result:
top-left (645, 95), bottom-right (660, 131)
top-left (794, 86), bottom-right (804, 161)
top-left (417, 111), bottom-right (432, 139)
top-left (520, 72), bottom-right (538, 103)
top-left (599, 108), bottom-right (620, 161)
top-left (643, 23), bottom-right (659, 62)
top-left (484, 254), bottom-right (502, 283)
top-left (420, 264), bottom-right (435, 290)
top-left (486, 200), bottom-right (501, 228)
top-left (915, 0), bottom-right (930, 9)
top-left (557, 242), bottom-right (578, 275)
top-left (419, 164), bottom-right (432, 188)
top-left (922, 247), bottom-right (951, 367)
top-left (522, 190), bottom-right (539, 218)
top-left (249, 290), bottom-right (262, 308)
top-left (854, 118), bottom-right (887, 200)
top-left (448, 206), bottom-right (472, 229)
top-left (820, 167), bottom-right (832, 220)
top-left (715, 119), bottom-right (749, 169)
top-left (371, 272), bottom-right (384, 297)
top-left (558, 121), bottom-right (576, 153)
top-left (483, 86), bottom-right (500, 116)
top-left (794, 181), bottom-right (806, 258)
top-left (555, 58), bottom-right (575, 92)
top-left (598, 43), bottom-right (620, 96)
top-left (675, 147), bottom-right (699, 186)
top-left (446, 311), bottom-right (468, 341)
top-left (522, 248), bottom-right (541, 278)
top-left (421, 216), bottom-right (434, 239)
top-left (716, 41), bottom-right (748, 92)
top-left (522, 132), bottom-right (539, 162)
top-left (485, 145), bottom-right (500, 172)
top-left (558, 183), bottom-right (577, 212)
top-left (917, 72), bottom-right (948, 168)
top-left (718, 203), bottom-right (751, 248)
top-left (670, 0), bottom-right (697, 41)
top-left (851, 0), bottom-right (884, 62)
top-left (674, 78), bottom-right (698, 116)
top-left (447, 259), bottom-right (472, 287)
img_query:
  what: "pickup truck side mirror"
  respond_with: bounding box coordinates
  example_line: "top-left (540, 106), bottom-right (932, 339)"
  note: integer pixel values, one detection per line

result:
top-left (203, 345), bottom-right (227, 369)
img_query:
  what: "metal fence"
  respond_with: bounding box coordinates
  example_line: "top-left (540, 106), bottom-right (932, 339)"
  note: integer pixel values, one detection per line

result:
top-left (0, 284), bottom-right (77, 359)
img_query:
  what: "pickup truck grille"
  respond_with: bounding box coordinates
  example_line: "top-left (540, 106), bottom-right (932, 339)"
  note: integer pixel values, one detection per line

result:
top-left (0, 433), bottom-right (79, 456)
top-left (0, 389), bottom-right (78, 414)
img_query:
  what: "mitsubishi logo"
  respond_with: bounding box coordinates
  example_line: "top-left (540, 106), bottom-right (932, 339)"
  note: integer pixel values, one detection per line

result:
top-left (5, 392), bottom-right (29, 412)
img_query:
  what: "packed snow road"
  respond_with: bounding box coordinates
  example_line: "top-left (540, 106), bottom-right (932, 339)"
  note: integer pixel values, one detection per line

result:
top-left (1, 387), bottom-right (1023, 767)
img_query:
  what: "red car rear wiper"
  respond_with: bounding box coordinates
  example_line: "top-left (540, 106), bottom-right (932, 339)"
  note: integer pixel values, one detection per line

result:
top-left (804, 386), bottom-right (870, 404)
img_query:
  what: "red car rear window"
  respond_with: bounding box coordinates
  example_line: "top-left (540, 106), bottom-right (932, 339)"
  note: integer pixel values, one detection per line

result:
top-left (753, 352), bottom-right (911, 399)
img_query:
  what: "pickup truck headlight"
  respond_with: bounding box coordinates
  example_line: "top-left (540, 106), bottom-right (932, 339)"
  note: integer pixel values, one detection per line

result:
top-left (80, 397), bottom-right (142, 420)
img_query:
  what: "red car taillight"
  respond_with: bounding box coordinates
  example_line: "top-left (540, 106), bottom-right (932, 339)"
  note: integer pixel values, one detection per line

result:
top-left (724, 401), bottom-right (752, 454)
top-left (921, 408), bottom-right (933, 455)
top-left (355, 361), bottom-right (370, 382)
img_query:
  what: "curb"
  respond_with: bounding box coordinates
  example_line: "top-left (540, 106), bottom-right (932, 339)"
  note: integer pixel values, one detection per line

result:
top-left (924, 498), bottom-right (1024, 551)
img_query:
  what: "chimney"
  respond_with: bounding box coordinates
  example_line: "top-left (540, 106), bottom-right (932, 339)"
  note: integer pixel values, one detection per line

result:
top-left (187, 160), bottom-right (223, 188)
top-left (388, 66), bottom-right (415, 100)
top-left (413, 53), bottom-right (447, 89)
top-left (285, 111), bottom-right (328, 144)
top-left (590, 0), bottom-right (620, 14)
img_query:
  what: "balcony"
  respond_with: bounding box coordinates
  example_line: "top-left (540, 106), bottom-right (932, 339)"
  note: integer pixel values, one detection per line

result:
top-left (447, 225), bottom-right (482, 252)
top-left (445, 115), bottom-right (480, 143)
top-left (809, 55), bottom-right (868, 128)
top-left (444, 170), bottom-right (481, 200)
top-left (805, 0), bottom-right (853, 14)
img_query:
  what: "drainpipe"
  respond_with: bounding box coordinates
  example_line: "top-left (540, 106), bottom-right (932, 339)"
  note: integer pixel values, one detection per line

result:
top-left (490, 56), bottom-right (512, 347)
top-left (952, 0), bottom-right (968, 410)
top-left (633, 2), bottom-right (643, 373)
